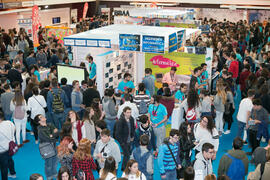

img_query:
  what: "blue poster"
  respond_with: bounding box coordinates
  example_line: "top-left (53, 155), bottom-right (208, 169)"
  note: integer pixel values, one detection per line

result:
top-left (142, 35), bottom-right (164, 54)
top-left (177, 30), bottom-right (185, 49)
top-left (169, 33), bottom-right (177, 53)
top-left (119, 34), bottom-right (140, 51)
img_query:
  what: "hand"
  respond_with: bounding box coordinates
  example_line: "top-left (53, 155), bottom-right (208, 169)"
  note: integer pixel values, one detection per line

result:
top-left (91, 139), bottom-right (96, 143)
top-left (100, 158), bottom-right (105, 163)
top-left (96, 153), bottom-right (102, 159)
top-left (130, 137), bottom-right (134, 142)
top-left (254, 120), bottom-right (261, 124)
top-left (68, 142), bottom-right (74, 150)
top-left (152, 124), bottom-right (157, 128)
top-left (161, 175), bottom-right (166, 179)
top-left (53, 129), bottom-right (58, 133)
top-left (178, 165), bottom-right (182, 169)
top-left (80, 104), bottom-right (85, 109)
top-left (194, 141), bottom-right (199, 145)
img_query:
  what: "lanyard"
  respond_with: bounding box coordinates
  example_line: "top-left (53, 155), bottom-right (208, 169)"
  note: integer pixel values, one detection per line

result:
top-left (152, 104), bottom-right (160, 116)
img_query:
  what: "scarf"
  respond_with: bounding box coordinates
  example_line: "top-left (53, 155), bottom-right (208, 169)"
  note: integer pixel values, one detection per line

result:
top-left (76, 120), bottom-right (84, 143)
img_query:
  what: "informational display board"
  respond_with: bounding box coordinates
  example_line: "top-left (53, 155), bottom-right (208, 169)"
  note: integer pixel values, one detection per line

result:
top-left (119, 34), bottom-right (141, 51)
top-left (142, 35), bottom-right (165, 54)
top-left (169, 33), bottom-right (177, 53)
top-left (57, 65), bottom-right (85, 85)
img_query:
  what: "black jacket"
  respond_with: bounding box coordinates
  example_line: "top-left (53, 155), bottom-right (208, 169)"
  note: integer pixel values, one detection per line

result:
top-left (7, 68), bottom-right (23, 87)
top-left (179, 133), bottom-right (195, 167)
top-left (114, 113), bottom-right (135, 145)
top-left (82, 88), bottom-right (100, 107)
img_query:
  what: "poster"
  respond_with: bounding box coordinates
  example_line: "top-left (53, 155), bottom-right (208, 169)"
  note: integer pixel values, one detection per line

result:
top-left (177, 30), bottom-right (185, 50)
top-left (169, 33), bottom-right (177, 53)
top-left (32, 5), bottom-right (41, 47)
top-left (160, 22), bottom-right (197, 29)
top-left (17, 18), bottom-right (32, 40)
top-left (119, 34), bottom-right (140, 51)
top-left (46, 26), bottom-right (73, 44)
top-left (142, 35), bottom-right (164, 54)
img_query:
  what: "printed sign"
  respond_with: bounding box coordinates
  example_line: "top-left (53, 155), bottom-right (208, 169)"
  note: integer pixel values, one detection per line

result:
top-left (119, 34), bottom-right (140, 51)
top-left (142, 35), bottom-right (164, 54)
top-left (169, 33), bottom-right (177, 53)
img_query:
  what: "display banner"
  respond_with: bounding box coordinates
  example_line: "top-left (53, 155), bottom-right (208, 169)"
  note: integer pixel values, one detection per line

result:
top-left (46, 26), bottom-right (73, 44)
top-left (169, 33), bottom-right (177, 53)
top-left (142, 35), bottom-right (164, 54)
top-left (32, 5), bottom-right (41, 47)
top-left (119, 34), bottom-right (141, 51)
top-left (177, 30), bottom-right (185, 50)
top-left (83, 2), bottom-right (88, 19)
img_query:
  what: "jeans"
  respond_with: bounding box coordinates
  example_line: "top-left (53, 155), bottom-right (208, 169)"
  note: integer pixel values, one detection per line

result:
top-left (237, 121), bottom-right (246, 138)
top-left (120, 142), bottom-right (131, 170)
top-left (104, 118), bottom-right (116, 136)
top-left (161, 169), bottom-right (177, 180)
top-left (4, 114), bottom-right (12, 121)
top-left (14, 118), bottom-right (27, 145)
top-left (153, 125), bottom-right (166, 149)
top-left (0, 151), bottom-right (16, 180)
top-left (45, 155), bottom-right (58, 180)
top-left (215, 111), bottom-right (224, 133)
top-left (52, 112), bottom-right (65, 129)
top-left (248, 129), bottom-right (260, 152)
top-left (45, 111), bottom-right (52, 124)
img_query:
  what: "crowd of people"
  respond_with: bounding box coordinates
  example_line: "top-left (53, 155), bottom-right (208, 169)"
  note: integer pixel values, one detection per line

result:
top-left (0, 16), bottom-right (270, 180)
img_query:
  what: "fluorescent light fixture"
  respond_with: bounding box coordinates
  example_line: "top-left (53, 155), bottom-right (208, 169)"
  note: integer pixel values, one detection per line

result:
top-left (130, 2), bottom-right (179, 6)
top-left (220, 5), bottom-right (270, 10)
top-left (45, 5), bottom-right (49, 9)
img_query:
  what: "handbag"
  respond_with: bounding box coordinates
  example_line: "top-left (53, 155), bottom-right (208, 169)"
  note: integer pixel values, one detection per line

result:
top-left (0, 124), bottom-right (19, 156)
top-left (39, 142), bottom-right (56, 159)
top-left (166, 143), bottom-right (182, 179)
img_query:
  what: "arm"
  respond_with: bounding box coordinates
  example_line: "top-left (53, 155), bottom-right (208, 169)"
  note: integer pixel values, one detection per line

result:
top-left (156, 115), bottom-right (167, 127)
top-left (146, 153), bottom-right (154, 175)
top-left (112, 142), bottom-right (122, 166)
top-left (157, 145), bottom-right (166, 176)
top-left (10, 100), bottom-right (15, 112)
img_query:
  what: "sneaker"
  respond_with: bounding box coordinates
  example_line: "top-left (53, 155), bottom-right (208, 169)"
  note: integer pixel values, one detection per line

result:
top-left (35, 140), bottom-right (38, 144)
top-left (224, 130), bottom-right (231, 134)
top-left (18, 144), bottom-right (23, 148)
top-left (23, 140), bottom-right (30, 144)
top-left (8, 173), bottom-right (16, 178)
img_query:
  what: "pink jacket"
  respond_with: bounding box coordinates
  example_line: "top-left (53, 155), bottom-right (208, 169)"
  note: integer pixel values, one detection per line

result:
top-left (162, 72), bottom-right (179, 91)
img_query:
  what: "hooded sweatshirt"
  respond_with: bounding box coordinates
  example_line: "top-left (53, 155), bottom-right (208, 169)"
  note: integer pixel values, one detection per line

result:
top-left (218, 149), bottom-right (249, 178)
top-left (102, 96), bottom-right (117, 120)
top-left (194, 152), bottom-right (213, 180)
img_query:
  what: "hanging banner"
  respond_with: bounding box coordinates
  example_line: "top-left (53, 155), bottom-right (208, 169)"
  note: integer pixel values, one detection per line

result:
top-left (177, 30), bottom-right (185, 50)
top-left (32, 5), bottom-right (41, 47)
top-left (82, 2), bottom-right (88, 19)
top-left (169, 33), bottom-right (177, 53)
top-left (119, 34), bottom-right (141, 51)
top-left (142, 35), bottom-right (164, 54)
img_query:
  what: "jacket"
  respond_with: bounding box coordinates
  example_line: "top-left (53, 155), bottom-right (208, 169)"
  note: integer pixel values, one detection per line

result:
top-left (134, 124), bottom-right (156, 151)
top-left (82, 88), bottom-right (100, 107)
top-left (102, 96), bottom-right (117, 120)
top-left (114, 113), bottom-right (135, 144)
top-left (131, 146), bottom-right (153, 176)
top-left (247, 162), bottom-right (270, 180)
top-left (194, 151), bottom-right (213, 180)
top-left (228, 60), bottom-right (239, 78)
top-left (37, 123), bottom-right (59, 144)
top-left (160, 96), bottom-right (175, 118)
top-left (47, 88), bottom-right (69, 113)
top-left (179, 134), bottom-right (195, 167)
top-left (218, 149), bottom-right (249, 177)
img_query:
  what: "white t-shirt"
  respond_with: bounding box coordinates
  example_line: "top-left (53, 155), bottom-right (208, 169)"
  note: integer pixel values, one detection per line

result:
top-left (237, 98), bottom-right (253, 123)
top-left (0, 120), bottom-right (15, 153)
top-left (99, 171), bottom-right (116, 180)
top-left (122, 172), bottom-right (147, 180)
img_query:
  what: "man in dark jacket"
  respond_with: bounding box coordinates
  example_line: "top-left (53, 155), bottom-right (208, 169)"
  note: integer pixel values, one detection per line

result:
top-left (114, 106), bottom-right (135, 171)
top-left (7, 64), bottom-right (23, 88)
top-left (82, 79), bottom-right (100, 107)
top-left (218, 137), bottom-right (249, 179)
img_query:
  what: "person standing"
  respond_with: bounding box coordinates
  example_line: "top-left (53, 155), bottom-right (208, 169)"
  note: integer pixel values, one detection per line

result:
top-left (7, 64), bottom-right (23, 88)
top-left (36, 114), bottom-right (59, 180)
top-left (0, 111), bottom-right (16, 180)
top-left (148, 95), bottom-right (168, 149)
top-left (117, 73), bottom-right (135, 94)
top-left (82, 79), bottom-right (100, 108)
top-left (162, 67), bottom-right (179, 93)
top-left (142, 68), bottom-right (155, 96)
top-left (86, 55), bottom-right (96, 83)
top-left (0, 84), bottom-right (14, 120)
top-left (114, 106), bottom-right (135, 171)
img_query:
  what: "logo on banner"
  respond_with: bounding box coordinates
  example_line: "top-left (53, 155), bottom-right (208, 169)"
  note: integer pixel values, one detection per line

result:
top-left (150, 55), bottom-right (179, 68)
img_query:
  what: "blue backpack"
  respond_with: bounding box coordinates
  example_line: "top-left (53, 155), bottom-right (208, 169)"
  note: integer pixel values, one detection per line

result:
top-left (132, 147), bottom-right (151, 177)
top-left (226, 153), bottom-right (245, 180)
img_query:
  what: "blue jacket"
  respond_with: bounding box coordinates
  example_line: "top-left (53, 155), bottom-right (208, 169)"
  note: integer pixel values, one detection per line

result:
top-left (47, 88), bottom-right (69, 113)
top-left (158, 138), bottom-right (181, 176)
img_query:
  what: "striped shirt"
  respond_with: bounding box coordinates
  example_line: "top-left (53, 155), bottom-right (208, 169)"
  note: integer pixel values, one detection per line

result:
top-left (133, 94), bottom-right (151, 111)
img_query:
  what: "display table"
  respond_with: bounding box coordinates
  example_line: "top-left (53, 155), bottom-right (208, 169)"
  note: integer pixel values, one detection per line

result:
top-left (171, 103), bottom-right (185, 129)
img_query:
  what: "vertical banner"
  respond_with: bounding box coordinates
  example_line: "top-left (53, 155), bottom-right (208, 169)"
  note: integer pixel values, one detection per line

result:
top-left (169, 33), bottom-right (177, 53)
top-left (119, 34), bottom-right (141, 51)
top-left (83, 2), bottom-right (89, 19)
top-left (142, 35), bottom-right (165, 54)
top-left (32, 5), bottom-right (41, 47)
top-left (177, 30), bottom-right (185, 50)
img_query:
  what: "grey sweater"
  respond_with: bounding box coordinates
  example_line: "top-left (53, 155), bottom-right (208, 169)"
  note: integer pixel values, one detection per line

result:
top-left (214, 94), bottom-right (225, 112)
top-left (102, 96), bottom-right (117, 120)
top-left (0, 91), bottom-right (14, 116)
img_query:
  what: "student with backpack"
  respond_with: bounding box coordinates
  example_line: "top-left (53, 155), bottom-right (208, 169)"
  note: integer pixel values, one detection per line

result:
top-left (218, 137), bottom-right (248, 180)
top-left (133, 83), bottom-right (151, 115)
top-left (10, 89), bottom-right (29, 147)
top-left (131, 134), bottom-right (153, 180)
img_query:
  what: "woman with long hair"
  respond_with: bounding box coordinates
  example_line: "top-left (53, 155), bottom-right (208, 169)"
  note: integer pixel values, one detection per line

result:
top-left (82, 107), bottom-right (96, 143)
top-left (99, 156), bottom-right (117, 180)
top-left (223, 82), bottom-right (235, 135)
top-left (122, 159), bottom-right (146, 180)
top-left (71, 80), bottom-right (83, 118)
top-left (60, 122), bottom-right (73, 141)
top-left (214, 80), bottom-right (227, 135)
top-left (24, 82), bottom-right (35, 103)
top-left (57, 136), bottom-right (75, 175)
top-left (7, 38), bottom-right (18, 61)
top-left (193, 116), bottom-right (219, 156)
top-left (178, 122), bottom-right (196, 168)
top-left (10, 89), bottom-right (29, 147)
top-left (66, 110), bottom-right (85, 145)
top-left (91, 98), bottom-right (104, 123)
top-left (72, 138), bottom-right (96, 180)
top-left (57, 166), bottom-right (72, 180)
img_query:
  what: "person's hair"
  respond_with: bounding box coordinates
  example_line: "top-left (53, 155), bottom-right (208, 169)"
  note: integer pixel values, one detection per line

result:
top-left (86, 54), bottom-right (93, 61)
top-left (217, 175), bottom-right (230, 180)
top-left (123, 94), bottom-right (131, 101)
top-left (244, 64), bottom-right (251, 71)
top-left (100, 156), bottom-right (116, 179)
top-left (163, 87), bottom-right (171, 97)
top-left (266, 148), bottom-right (270, 161)
top-left (138, 83), bottom-right (145, 92)
top-left (204, 174), bottom-right (216, 180)
top-left (138, 115), bottom-right (148, 124)
top-left (61, 78), bottom-right (67, 85)
top-left (88, 79), bottom-right (94, 87)
top-left (57, 166), bottom-right (72, 180)
top-left (57, 136), bottom-right (74, 157)
top-left (202, 143), bottom-right (214, 153)
top-left (260, 84), bottom-right (269, 95)
top-left (124, 73), bottom-right (131, 79)
top-left (171, 66), bottom-right (177, 71)
top-left (24, 82), bottom-right (35, 95)
top-left (101, 129), bottom-right (110, 137)
top-left (252, 98), bottom-right (262, 106)
top-left (230, 52), bottom-right (236, 59)
top-left (152, 95), bottom-right (162, 104)
top-left (3, 84), bottom-right (10, 90)
top-left (95, 120), bottom-right (107, 129)
top-left (200, 89), bottom-right (210, 96)
top-left (179, 122), bottom-right (191, 139)
top-left (30, 173), bottom-right (43, 180)
top-left (51, 78), bottom-right (58, 88)
top-left (170, 129), bottom-right (179, 137)
top-left (145, 68), bottom-right (152, 74)
top-left (162, 83), bottom-right (169, 88)
top-left (73, 138), bottom-right (92, 161)
top-left (104, 88), bottom-right (114, 97)
top-left (187, 89), bottom-right (200, 109)
top-left (201, 63), bottom-right (207, 67)
top-left (82, 107), bottom-right (94, 125)
top-left (201, 116), bottom-right (216, 135)
top-left (233, 137), bottom-right (243, 150)
top-left (247, 89), bottom-right (256, 97)
top-left (216, 79), bottom-right (226, 104)
top-left (32, 86), bottom-right (39, 96)
top-left (66, 110), bottom-right (80, 122)
top-left (81, 80), bottom-right (87, 86)
top-left (180, 83), bottom-right (187, 90)
top-left (140, 134), bottom-right (149, 146)
top-left (72, 80), bottom-right (79, 87)
top-left (124, 159), bottom-right (140, 177)
top-left (123, 106), bottom-right (131, 113)
top-left (60, 122), bottom-right (72, 140)
top-left (183, 166), bottom-right (195, 180)
top-left (13, 89), bottom-right (24, 106)
top-left (34, 114), bottom-right (42, 124)
top-left (51, 48), bottom-right (57, 54)
top-left (44, 80), bottom-right (50, 88)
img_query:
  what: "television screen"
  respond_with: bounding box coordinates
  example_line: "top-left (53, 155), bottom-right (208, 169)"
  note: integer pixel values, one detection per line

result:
top-left (57, 65), bottom-right (85, 85)
top-left (52, 17), bottom-right (60, 24)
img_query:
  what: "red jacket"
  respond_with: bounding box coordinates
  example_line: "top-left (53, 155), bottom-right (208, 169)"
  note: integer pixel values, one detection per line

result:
top-left (228, 60), bottom-right (239, 78)
top-left (239, 70), bottom-right (251, 91)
